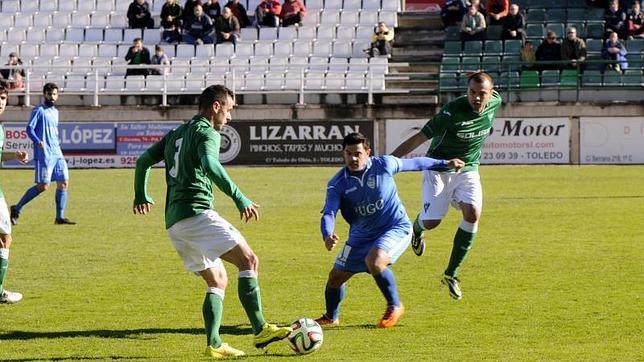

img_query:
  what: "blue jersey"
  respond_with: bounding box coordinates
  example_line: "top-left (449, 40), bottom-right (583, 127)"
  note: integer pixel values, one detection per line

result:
top-left (322, 156), bottom-right (411, 245)
top-left (26, 102), bottom-right (62, 161)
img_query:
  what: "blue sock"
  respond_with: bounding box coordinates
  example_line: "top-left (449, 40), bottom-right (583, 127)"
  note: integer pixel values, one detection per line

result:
top-left (373, 268), bottom-right (401, 307)
top-left (324, 284), bottom-right (346, 320)
top-left (15, 186), bottom-right (43, 213)
top-left (55, 189), bottom-right (68, 220)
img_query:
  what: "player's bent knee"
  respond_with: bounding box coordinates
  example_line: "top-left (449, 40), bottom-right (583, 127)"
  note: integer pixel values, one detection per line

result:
top-left (0, 234), bottom-right (12, 249)
top-left (57, 181), bottom-right (69, 189)
top-left (37, 183), bottom-right (50, 192)
top-left (327, 269), bottom-right (351, 288)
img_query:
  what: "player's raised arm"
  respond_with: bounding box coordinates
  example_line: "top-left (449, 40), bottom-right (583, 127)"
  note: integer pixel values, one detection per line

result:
top-left (399, 157), bottom-right (465, 172)
top-left (390, 131), bottom-right (429, 158)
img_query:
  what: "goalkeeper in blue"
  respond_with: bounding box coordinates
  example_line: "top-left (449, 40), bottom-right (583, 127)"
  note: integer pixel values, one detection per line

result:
top-left (315, 132), bottom-right (464, 328)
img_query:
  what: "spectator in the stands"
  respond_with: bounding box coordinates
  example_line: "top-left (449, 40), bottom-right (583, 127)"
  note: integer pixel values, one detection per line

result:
top-left (441, 0), bottom-right (467, 28)
top-left (561, 26), bottom-right (587, 70)
top-left (215, 6), bottom-right (241, 45)
top-left (536, 31), bottom-right (563, 71)
top-left (520, 41), bottom-right (536, 70)
top-left (125, 38), bottom-right (151, 77)
top-left (127, 0), bottom-right (155, 29)
top-left (183, 4), bottom-right (215, 44)
top-left (460, 5), bottom-right (487, 41)
top-left (604, 0), bottom-right (628, 39)
top-left (0, 53), bottom-right (25, 90)
top-left (626, 1), bottom-right (644, 38)
top-left (150, 45), bottom-right (170, 75)
top-left (161, 0), bottom-right (183, 43)
top-left (602, 31), bottom-right (629, 71)
top-left (368, 22), bottom-right (395, 58)
top-left (468, 0), bottom-right (486, 16)
top-left (487, 0), bottom-right (509, 25)
top-left (280, 0), bottom-right (307, 27)
top-left (203, 0), bottom-right (222, 21)
top-left (255, 0), bottom-right (282, 28)
top-left (183, 0), bottom-right (202, 23)
top-left (225, 0), bottom-right (251, 28)
top-left (502, 4), bottom-right (525, 41)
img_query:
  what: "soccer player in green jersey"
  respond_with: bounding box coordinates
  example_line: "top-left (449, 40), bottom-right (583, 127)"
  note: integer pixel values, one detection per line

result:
top-left (0, 82), bottom-right (29, 304)
top-left (391, 72), bottom-right (501, 300)
top-left (133, 85), bottom-right (291, 359)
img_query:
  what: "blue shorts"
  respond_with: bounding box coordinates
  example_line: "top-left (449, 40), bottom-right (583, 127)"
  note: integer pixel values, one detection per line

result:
top-left (333, 224), bottom-right (412, 273)
top-left (35, 157), bottom-right (69, 183)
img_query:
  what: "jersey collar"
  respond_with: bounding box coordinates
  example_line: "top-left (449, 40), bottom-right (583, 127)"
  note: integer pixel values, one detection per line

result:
top-left (343, 157), bottom-right (373, 185)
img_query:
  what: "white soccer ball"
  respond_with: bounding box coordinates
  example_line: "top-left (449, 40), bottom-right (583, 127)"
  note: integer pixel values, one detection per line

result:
top-left (286, 318), bottom-right (323, 355)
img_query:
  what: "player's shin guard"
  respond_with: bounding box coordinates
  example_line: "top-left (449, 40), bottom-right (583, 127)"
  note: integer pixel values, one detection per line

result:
top-left (444, 220), bottom-right (477, 277)
top-left (238, 270), bottom-right (266, 335)
top-left (324, 283), bottom-right (346, 321)
top-left (15, 186), bottom-right (43, 212)
top-left (55, 189), bottom-right (68, 220)
top-left (203, 288), bottom-right (225, 348)
top-left (372, 268), bottom-right (401, 307)
top-left (0, 249), bottom-right (9, 294)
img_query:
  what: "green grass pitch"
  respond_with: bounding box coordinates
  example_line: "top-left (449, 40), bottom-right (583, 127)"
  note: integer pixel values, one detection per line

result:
top-left (0, 166), bottom-right (642, 361)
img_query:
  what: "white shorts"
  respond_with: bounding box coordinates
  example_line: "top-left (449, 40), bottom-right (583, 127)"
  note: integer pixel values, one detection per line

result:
top-left (167, 209), bottom-right (244, 273)
top-left (0, 197), bottom-right (10, 235)
top-left (419, 170), bottom-right (483, 221)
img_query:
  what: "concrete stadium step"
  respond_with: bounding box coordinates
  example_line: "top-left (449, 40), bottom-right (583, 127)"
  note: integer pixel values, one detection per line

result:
top-left (397, 12), bottom-right (443, 29)
top-left (381, 93), bottom-right (439, 105)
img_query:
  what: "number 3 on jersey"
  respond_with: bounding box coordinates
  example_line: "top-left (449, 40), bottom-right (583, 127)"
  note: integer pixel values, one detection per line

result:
top-left (168, 138), bottom-right (183, 178)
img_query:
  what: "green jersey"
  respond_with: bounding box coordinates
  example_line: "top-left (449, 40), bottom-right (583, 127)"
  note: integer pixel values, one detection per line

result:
top-left (421, 90), bottom-right (501, 172)
top-left (134, 116), bottom-right (251, 229)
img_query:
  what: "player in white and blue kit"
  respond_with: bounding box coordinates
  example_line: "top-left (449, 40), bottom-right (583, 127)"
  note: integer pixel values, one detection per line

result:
top-left (11, 83), bottom-right (76, 225)
top-left (315, 133), bottom-right (464, 328)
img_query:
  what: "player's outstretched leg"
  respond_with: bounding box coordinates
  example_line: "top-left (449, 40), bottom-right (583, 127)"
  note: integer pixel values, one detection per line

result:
top-left (11, 186), bottom-right (44, 225)
top-left (411, 214), bottom-right (426, 256)
top-left (236, 270), bottom-right (291, 349)
top-left (373, 268), bottom-right (404, 328)
top-left (315, 283), bottom-right (345, 326)
top-left (442, 220), bottom-right (477, 300)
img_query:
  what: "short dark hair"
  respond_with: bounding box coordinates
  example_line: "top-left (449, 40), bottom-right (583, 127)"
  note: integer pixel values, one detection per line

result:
top-left (467, 71), bottom-right (494, 87)
top-left (199, 84), bottom-right (234, 111)
top-left (43, 82), bottom-right (58, 94)
top-left (342, 132), bottom-right (370, 149)
top-left (0, 80), bottom-right (8, 97)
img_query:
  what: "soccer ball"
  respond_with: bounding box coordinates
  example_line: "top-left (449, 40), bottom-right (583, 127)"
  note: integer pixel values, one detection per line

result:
top-left (286, 318), bottom-right (323, 354)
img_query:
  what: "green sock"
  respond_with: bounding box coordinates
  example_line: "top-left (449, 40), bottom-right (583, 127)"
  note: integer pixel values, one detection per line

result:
top-left (0, 250), bottom-right (9, 294)
top-left (238, 276), bottom-right (266, 334)
top-left (413, 214), bottom-right (425, 236)
top-left (203, 292), bottom-right (224, 348)
top-left (444, 227), bottom-right (476, 277)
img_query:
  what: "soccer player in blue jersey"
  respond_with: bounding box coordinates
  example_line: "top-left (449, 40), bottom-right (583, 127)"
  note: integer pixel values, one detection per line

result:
top-left (315, 132), bottom-right (464, 328)
top-left (0, 82), bottom-right (29, 304)
top-left (11, 83), bottom-right (76, 225)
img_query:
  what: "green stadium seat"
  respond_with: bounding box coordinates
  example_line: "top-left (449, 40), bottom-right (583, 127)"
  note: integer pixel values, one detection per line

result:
top-left (461, 56), bottom-right (481, 72)
top-left (527, 9), bottom-right (546, 23)
top-left (626, 39), bottom-right (643, 54)
top-left (603, 71), bottom-right (622, 86)
top-left (541, 70), bottom-right (560, 87)
top-left (626, 54), bottom-right (642, 69)
top-left (560, 69), bottom-right (578, 87)
top-left (501, 55), bottom-right (521, 72)
top-left (566, 8), bottom-right (586, 22)
top-left (440, 73), bottom-right (459, 91)
top-left (484, 40), bottom-right (503, 56)
top-left (444, 41), bottom-right (462, 56)
top-left (481, 56), bottom-right (501, 73)
top-left (582, 70), bottom-right (602, 86)
top-left (526, 23), bottom-right (545, 40)
top-left (486, 25), bottom-right (503, 40)
top-left (546, 9), bottom-right (566, 23)
top-left (463, 41), bottom-right (483, 56)
top-left (622, 70), bottom-right (643, 86)
top-left (586, 8), bottom-right (605, 23)
top-left (520, 70), bottom-right (540, 88)
top-left (500, 71), bottom-right (521, 88)
top-left (503, 39), bottom-right (522, 55)
top-left (585, 39), bottom-right (603, 55)
top-left (445, 26), bottom-right (461, 41)
top-left (566, 0), bottom-right (586, 8)
top-left (441, 57), bottom-right (460, 73)
top-left (586, 23), bottom-right (604, 39)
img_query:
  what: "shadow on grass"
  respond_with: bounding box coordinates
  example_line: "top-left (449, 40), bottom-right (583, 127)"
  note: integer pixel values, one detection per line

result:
top-left (0, 325), bottom-right (252, 341)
